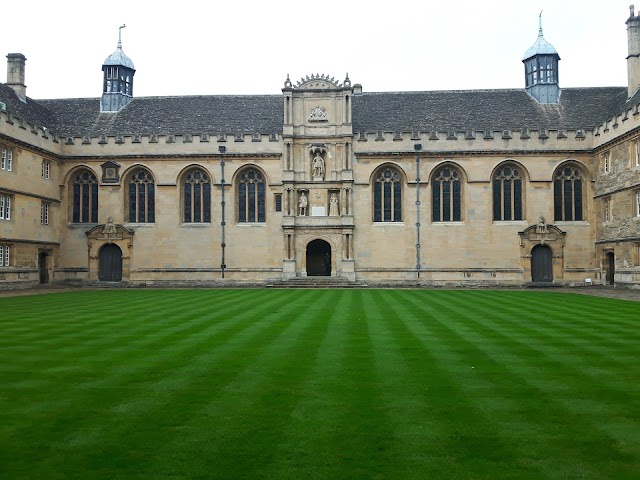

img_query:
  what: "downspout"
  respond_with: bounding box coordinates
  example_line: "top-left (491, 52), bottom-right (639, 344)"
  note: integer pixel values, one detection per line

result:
top-left (415, 144), bottom-right (422, 279)
top-left (219, 146), bottom-right (227, 279)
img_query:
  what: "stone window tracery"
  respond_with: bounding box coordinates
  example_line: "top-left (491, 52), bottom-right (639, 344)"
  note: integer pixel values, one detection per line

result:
top-left (432, 166), bottom-right (462, 222)
top-left (128, 168), bottom-right (155, 223)
top-left (493, 165), bottom-right (523, 221)
top-left (183, 168), bottom-right (211, 223)
top-left (553, 165), bottom-right (583, 221)
top-left (238, 168), bottom-right (265, 223)
top-left (373, 167), bottom-right (402, 222)
top-left (71, 170), bottom-right (98, 223)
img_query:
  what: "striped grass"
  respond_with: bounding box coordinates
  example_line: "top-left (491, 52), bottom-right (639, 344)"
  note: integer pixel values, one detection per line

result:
top-left (0, 289), bottom-right (638, 479)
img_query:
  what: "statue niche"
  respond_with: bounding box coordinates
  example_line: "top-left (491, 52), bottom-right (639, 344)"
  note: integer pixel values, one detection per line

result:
top-left (310, 145), bottom-right (327, 181)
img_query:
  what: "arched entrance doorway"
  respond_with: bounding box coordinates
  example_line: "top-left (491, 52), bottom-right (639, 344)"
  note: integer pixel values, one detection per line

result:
top-left (306, 239), bottom-right (331, 276)
top-left (605, 251), bottom-right (615, 285)
top-left (531, 244), bottom-right (553, 283)
top-left (38, 252), bottom-right (49, 284)
top-left (99, 244), bottom-right (123, 282)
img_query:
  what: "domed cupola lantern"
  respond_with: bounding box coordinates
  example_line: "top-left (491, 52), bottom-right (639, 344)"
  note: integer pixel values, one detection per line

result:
top-left (101, 25), bottom-right (136, 112)
top-left (522, 12), bottom-right (560, 104)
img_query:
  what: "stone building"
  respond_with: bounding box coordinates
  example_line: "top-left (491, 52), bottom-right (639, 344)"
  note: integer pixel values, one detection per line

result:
top-left (1, 8), bottom-right (639, 290)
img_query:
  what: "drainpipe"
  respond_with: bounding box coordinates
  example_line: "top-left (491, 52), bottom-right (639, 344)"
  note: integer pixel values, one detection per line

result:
top-left (219, 146), bottom-right (227, 278)
top-left (415, 144), bottom-right (422, 279)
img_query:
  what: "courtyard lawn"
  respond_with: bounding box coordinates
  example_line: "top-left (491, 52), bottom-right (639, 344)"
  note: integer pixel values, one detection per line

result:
top-left (0, 290), bottom-right (639, 480)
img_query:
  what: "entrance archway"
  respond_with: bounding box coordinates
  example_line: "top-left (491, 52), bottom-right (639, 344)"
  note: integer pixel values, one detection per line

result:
top-left (306, 239), bottom-right (331, 276)
top-left (99, 244), bottom-right (123, 282)
top-left (531, 244), bottom-right (553, 283)
top-left (605, 251), bottom-right (615, 285)
top-left (38, 252), bottom-right (49, 284)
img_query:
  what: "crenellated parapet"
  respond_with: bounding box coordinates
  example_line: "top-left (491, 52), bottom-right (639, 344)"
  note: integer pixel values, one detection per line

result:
top-left (593, 99), bottom-right (640, 149)
top-left (352, 127), bottom-right (592, 154)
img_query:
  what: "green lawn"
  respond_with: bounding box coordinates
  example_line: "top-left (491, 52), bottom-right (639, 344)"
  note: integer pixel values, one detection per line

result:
top-left (0, 289), bottom-right (638, 479)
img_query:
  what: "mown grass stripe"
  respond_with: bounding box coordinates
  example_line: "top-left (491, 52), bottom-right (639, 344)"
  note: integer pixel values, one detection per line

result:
top-left (0, 289), bottom-right (638, 479)
top-left (396, 290), bottom-right (639, 478)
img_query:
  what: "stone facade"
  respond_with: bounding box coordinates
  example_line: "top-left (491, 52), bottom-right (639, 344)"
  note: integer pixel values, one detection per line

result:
top-left (1, 10), bottom-right (640, 290)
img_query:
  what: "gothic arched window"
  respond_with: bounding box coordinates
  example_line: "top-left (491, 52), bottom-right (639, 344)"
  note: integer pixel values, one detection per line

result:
top-left (238, 168), bottom-right (265, 223)
top-left (71, 170), bottom-right (98, 223)
top-left (373, 167), bottom-right (402, 222)
top-left (493, 165), bottom-right (523, 221)
top-left (553, 165), bottom-right (584, 221)
top-left (432, 166), bottom-right (462, 222)
top-left (128, 168), bottom-right (155, 223)
top-left (183, 168), bottom-right (211, 223)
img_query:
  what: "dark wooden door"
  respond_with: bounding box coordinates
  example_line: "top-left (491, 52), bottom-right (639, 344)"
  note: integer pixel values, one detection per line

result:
top-left (306, 240), bottom-right (331, 276)
top-left (99, 244), bottom-right (122, 282)
top-left (38, 252), bottom-right (49, 284)
top-left (531, 244), bottom-right (553, 283)
top-left (606, 252), bottom-right (615, 285)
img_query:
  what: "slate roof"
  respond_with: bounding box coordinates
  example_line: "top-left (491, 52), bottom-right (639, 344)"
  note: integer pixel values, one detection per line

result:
top-left (0, 82), bottom-right (630, 138)
top-left (351, 88), bottom-right (628, 132)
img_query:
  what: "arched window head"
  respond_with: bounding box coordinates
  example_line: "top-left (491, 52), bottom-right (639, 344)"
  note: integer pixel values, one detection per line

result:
top-left (128, 168), bottom-right (155, 223)
top-left (493, 165), bottom-right (523, 221)
top-left (238, 168), bottom-right (265, 223)
top-left (432, 166), bottom-right (462, 222)
top-left (373, 167), bottom-right (402, 222)
top-left (553, 165), bottom-right (583, 221)
top-left (71, 170), bottom-right (98, 223)
top-left (183, 168), bottom-right (211, 223)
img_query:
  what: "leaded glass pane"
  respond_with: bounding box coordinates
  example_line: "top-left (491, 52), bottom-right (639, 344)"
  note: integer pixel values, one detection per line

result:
top-left (574, 180), bottom-right (583, 220)
top-left (553, 180), bottom-right (563, 221)
top-left (493, 179), bottom-right (501, 220)
top-left (73, 183), bottom-right (80, 223)
top-left (184, 183), bottom-right (192, 222)
top-left (203, 183), bottom-right (211, 223)
top-left (433, 180), bottom-right (441, 222)
top-left (564, 180), bottom-right (573, 220)
top-left (513, 179), bottom-right (522, 220)
top-left (129, 183), bottom-right (137, 223)
top-left (194, 183), bottom-right (201, 223)
top-left (383, 181), bottom-right (392, 222)
top-left (442, 181), bottom-right (451, 222)
top-left (138, 185), bottom-right (146, 223)
top-left (258, 183), bottom-right (265, 222)
top-left (374, 183), bottom-right (382, 221)
top-left (394, 183), bottom-right (402, 222)
top-left (238, 183), bottom-right (246, 222)
top-left (148, 184), bottom-right (155, 223)
top-left (452, 180), bottom-right (461, 221)
top-left (503, 179), bottom-right (512, 221)
top-left (91, 183), bottom-right (99, 222)
top-left (248, 183), bottom-right (256, 223)
top-left (82, 184), bottom-right (89, 222)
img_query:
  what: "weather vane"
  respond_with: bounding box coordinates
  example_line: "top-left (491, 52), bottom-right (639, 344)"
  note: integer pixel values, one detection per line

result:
top-left (118, 24), bottom-right (126, 48)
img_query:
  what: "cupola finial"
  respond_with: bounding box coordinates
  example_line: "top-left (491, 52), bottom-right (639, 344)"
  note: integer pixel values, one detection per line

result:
top-left (118, 24), bottom-right (126, 49)
top-left (538, 10), bottom-right (544, 37)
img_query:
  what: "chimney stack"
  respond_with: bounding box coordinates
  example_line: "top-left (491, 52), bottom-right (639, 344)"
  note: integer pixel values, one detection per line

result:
top-left (6, 53), bottom-right (27, 102)
top-left (627, 6), bottom-right (640, 97)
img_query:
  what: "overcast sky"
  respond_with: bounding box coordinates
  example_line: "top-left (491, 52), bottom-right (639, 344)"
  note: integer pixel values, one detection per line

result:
top-left (0, 0), bottom-right (633, 99)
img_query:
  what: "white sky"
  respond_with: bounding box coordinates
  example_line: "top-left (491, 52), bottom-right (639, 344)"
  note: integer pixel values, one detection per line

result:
top-left (0, 0), bottom-right (633, 99)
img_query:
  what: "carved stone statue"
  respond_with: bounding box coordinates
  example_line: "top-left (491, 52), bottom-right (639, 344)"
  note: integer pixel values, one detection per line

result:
top-left (298, 192), bottom-right (308, 216)
top-left (103, 217), bottom-right (117, 237)
top-left (312, 154), bottom-right (324, 178)
top-left (536, 216), bottom-right (548, 234)
top-left (329, 193), bottom-right (339, 216)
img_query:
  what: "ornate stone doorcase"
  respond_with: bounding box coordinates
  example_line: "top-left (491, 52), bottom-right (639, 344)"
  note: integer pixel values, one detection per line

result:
top-left (519, 217), bottom-right (566, 283)
top-left (86, 218), bottom-right (135, 282)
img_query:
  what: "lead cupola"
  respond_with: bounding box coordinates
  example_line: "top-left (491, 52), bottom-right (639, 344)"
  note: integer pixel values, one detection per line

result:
top-left (522, 13), bottom-right (560, 104)
top-left (101, 25), bottom-right (136, 112)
